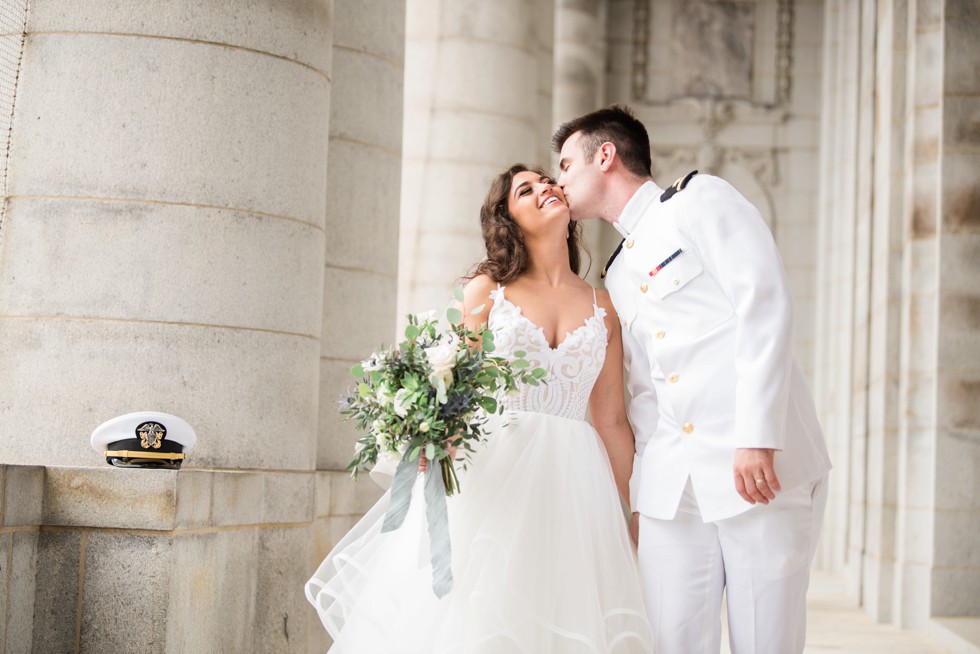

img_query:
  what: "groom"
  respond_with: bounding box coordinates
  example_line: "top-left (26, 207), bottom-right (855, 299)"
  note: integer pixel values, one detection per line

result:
top-left (553, 105), bottom-right (831, 654)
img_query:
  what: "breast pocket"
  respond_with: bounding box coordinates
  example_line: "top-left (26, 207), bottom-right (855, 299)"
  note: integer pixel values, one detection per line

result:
top-left (649, 251), bottom-right (704, 299)
top-left (645, 252), bottom-right (734, 339)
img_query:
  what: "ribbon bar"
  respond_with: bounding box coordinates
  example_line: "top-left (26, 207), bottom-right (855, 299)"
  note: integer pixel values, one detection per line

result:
top-left (648, 248), bottom-right (683, 277)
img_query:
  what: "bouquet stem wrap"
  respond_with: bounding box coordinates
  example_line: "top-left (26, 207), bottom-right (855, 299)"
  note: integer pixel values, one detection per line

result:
top-left (381, 450), bottom-right (454, 598)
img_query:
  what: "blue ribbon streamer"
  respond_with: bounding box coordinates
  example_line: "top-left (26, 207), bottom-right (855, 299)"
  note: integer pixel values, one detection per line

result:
top-left (379, 450), bottom-right (454, 597)
top-left (424, 463), bottom-right (453, 597)
top-left (380, 450), bottom-right (417, 533)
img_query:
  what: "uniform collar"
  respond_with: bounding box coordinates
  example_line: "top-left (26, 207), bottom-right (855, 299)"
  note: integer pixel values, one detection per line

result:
top-left (613, 180), bottom-right (661, 238)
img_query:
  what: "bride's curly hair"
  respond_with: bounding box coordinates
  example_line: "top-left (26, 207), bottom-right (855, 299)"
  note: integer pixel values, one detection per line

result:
top-left (468, 164), bottom-right (588, 284)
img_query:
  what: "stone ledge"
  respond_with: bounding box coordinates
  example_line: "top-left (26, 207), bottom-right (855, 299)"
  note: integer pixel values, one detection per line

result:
top-left (930, 617), bottom-right (980, 654)
top-left (42, 466), bottom-right (315, 531)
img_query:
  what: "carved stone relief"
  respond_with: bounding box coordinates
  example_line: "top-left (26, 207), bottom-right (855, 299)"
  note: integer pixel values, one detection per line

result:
top-left (629, 0), bottom-right (794, 220)
top-left (632, 0), bottom-right (795, 109)
top-left (671, 2), bottom-right (755, 100)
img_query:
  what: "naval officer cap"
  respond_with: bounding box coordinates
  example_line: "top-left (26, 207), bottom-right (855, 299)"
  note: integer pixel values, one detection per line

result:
top-left (91, 411), bottom-right (197, 469)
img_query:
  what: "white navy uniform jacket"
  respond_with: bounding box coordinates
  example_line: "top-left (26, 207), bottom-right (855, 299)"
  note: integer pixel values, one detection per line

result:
top-left (605, 175), bottom-right (832, 523)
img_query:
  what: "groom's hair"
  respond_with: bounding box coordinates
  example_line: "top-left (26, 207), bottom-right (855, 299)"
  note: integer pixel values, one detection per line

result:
top-left (552, 104), bottom-right (652, 178)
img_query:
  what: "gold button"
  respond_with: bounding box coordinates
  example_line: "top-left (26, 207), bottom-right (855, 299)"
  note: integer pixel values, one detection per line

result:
top-left (682, 422), bottom-right (694, 434)
top-left (639, 283), bottom-right (648, 293)
top-left (672, 278), bottom-right (680, 285)
top-left (655, 330), bottom-right (666, 339)
top-left (668, 373), bottom-right (679, 383)
top-left (625, 239), bottom-right (634, 249)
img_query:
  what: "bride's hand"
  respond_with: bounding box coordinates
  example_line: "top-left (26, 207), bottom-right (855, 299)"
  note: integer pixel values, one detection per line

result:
top-left (417, 438), bottom-right (461, 474)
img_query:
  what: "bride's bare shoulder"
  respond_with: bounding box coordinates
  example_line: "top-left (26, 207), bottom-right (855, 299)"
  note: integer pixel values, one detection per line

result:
top-left (462, 274), bottom-right (498, 322)
top-left (592, 287), bottom-right (621, 324)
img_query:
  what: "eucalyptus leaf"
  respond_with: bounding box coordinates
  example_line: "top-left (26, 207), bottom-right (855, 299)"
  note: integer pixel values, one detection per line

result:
top-left (358, 383), bottom-right (371, 398)
top-left (405, 324), bottom-right (421, 340)
top-left (511, 359), bottom-right (530, 368)
top-left (470, 303), bottom-right (485, 315)
top-left (513, 350), bottom-right (526, 358)
top-left (350, 363), bottom-right (364, 378)
top-left (454, 285), bottom-right (465, 302)
top-left (425, 442), bottom-right (435, 459)
top-left (446, 307), bottom-right (463, 325)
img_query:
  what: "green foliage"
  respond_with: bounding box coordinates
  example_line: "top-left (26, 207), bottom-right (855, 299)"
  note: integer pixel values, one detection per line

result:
top-left (340, 308), bottom-right (547, 495)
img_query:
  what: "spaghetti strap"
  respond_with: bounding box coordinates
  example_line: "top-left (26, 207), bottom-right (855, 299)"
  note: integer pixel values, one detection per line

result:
top-left (591, 286), bottom-right (598, 306)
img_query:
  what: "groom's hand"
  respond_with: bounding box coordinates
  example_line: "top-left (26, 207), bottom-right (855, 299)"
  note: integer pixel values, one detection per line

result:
top-left (733, 448), bottom-right (780, 505)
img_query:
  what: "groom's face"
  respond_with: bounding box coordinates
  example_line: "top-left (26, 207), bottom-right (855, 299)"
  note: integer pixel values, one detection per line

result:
top-left (557, 131), bottom-right (602, 222)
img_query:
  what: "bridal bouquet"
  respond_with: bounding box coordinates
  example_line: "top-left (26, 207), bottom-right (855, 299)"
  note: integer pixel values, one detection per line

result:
top-left (342, 297), bottom-right (545, 494)
top-left (338, 290), bottom-right (545, 597)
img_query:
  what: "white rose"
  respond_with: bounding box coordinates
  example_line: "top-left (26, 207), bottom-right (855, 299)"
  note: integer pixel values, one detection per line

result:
top-left (417, 309), bottom-right (437, 323)
top-left (435, 368), bottom-right (454, 390)
top-left (425, 333), bottom-right (459, 386)
top-left (393, 388), bottom-right (413, 417)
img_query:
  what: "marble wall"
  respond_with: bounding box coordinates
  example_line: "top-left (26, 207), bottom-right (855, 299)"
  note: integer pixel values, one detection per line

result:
top-left (814, 0), bottom-right (980, 643)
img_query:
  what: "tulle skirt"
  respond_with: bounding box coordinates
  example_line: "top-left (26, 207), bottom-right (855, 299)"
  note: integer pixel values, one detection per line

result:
top-left (305, 410), bottom-right (653, 653)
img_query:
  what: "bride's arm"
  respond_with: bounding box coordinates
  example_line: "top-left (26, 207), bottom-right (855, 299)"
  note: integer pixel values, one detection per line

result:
top-left (588, 289), bottom-right (636, 512)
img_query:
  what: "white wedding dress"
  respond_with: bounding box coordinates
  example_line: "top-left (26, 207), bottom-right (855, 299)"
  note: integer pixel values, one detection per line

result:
top-left (305, 286), bottom-right (653, 653)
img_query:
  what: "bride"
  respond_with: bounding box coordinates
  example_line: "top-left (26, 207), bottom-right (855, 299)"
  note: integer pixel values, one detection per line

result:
top-left (305, 164), bottom-right (653, 653)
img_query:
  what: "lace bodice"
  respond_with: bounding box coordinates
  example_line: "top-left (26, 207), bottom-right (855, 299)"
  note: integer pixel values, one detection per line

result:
top-left (488, 286), bottom-right (607, 421)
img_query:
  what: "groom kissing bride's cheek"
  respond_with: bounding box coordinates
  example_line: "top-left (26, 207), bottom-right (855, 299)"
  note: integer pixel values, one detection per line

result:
top-left (305, 104), bottom-right (830, 654)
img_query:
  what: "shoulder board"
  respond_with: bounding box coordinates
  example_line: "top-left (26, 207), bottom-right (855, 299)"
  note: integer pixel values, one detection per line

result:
top-left (660, 170), bottom-right (698, 203)
top-left (600, 238), bottom-right (625, 280)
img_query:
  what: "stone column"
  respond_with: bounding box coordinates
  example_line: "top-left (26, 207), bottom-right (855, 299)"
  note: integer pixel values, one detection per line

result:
top-left (813, 0), bottom-right (859, 575)
top-left (893, 0), bottom-right (945, 629)
top-left (398, 0), bottom-right (554, 316)
top-left (0, 1), bottom-right (331, 650)
top-left (0, 0), bottom-right (330, 472)
top-left (554, 0), bottom-right (611, 285)
top-left (312, 0), bottom-right (405, 647)
top-left (929, 0), bottom-right (980, 626)
top-left (862, 0), bottom-right (909, 623)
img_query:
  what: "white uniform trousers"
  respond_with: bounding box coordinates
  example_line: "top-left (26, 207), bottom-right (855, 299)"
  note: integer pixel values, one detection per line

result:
top-left (638, 476), bottom-right (828, 654)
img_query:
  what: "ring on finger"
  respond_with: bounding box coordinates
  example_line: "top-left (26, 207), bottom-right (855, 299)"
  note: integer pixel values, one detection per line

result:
top-left (754, 478), bottom-right (766, 485)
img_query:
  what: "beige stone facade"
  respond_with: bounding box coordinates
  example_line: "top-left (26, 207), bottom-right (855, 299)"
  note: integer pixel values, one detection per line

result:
top-left (0, 1), bottom-right (976, 652)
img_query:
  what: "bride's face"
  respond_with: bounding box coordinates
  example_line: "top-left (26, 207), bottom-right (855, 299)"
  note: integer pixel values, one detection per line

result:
top-left (507, 171), bottom-right (569, 238)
